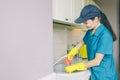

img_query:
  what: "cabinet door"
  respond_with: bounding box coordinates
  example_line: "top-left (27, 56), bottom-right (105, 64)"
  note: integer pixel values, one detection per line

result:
top-left (72, 0), bottom-right (84, 22)
top-left (52, 0), bottom-right (72, 22)
top-left (84, 0), bottom-right (100, 8)
top-left (72, 0), bottom-right (99, 22)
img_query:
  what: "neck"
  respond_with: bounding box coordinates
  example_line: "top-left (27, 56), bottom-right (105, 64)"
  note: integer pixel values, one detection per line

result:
top-left (92, 22), bottom-right (101, 35)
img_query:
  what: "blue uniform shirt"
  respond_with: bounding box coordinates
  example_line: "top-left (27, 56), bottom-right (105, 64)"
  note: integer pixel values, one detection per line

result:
top-left (83, 24), bottom-right (118, 80)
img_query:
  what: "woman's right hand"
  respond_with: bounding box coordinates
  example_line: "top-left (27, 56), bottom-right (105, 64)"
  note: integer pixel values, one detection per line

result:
top-left (64, 47), bottom-right (79, 65)
top-left (67, 47), bottom-right (78, 60)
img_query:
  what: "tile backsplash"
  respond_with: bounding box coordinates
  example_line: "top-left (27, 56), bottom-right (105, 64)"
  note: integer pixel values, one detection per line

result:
top-left (53, 23), bottom-right (86, 63)
top-left (67, 28), bottom-right (86, 48)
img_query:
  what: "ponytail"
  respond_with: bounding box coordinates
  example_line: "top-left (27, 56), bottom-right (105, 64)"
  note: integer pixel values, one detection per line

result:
top-left (100, 12), bottom-right (117, 41)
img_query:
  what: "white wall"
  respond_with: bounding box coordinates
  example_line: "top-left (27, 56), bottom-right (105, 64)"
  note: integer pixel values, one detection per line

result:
top-left (0, 0), bottom-right (53, 80)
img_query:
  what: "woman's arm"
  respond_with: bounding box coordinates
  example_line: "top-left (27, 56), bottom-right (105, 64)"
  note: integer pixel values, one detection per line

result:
top-left (85, 53), bottom-right (104, 68)
top-left (66, 40), bottom-right (85, 61)
top-left (76, 41), bottom-right (104, 68)
top-left (75, 40), bottom-right (85, 49)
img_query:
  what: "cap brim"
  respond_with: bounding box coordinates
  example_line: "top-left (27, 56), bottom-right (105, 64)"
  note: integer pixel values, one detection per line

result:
top-left (74, 17), bottom-right (88, 24)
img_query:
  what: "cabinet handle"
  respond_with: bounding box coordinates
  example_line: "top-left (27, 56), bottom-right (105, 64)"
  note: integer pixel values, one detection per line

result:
top-left (65, 18), bottom-right (69, 21)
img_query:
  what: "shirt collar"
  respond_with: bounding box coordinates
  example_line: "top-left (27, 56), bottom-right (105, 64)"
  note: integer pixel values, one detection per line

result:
top-left (93, 24), bottom-right (104, 36)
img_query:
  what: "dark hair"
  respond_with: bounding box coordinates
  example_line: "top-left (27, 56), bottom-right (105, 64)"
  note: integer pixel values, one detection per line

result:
top-left (100, 12), bottom-right (117, 41)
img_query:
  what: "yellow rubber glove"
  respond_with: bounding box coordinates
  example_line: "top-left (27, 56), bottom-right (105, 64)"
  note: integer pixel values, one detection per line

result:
top-left (67, 47), bottom-right (78, 60)
top-left (79, 44), bottom-right (88, 58)
top-left (65, 62), bottom-right (87, 73)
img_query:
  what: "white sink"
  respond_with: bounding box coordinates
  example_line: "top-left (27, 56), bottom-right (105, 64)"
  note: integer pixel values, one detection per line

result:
top-left (53, 57), bottom-right (91, 80)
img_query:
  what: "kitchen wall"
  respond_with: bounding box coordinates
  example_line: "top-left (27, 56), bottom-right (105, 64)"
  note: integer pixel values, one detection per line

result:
top-left (53, 23), bottom-right (86, 64)
top-left (53, 24), bottom-right (68, 62)
top-left (94, 0), bottom-right (119, 71)
top-left (0, 0), bottom-right (53, 80)
top-left (67, 28), bottom-right (85, 47)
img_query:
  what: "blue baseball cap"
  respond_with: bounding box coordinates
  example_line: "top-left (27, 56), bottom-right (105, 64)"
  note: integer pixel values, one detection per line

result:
top-left (75, 5), bottom-right (101, 23)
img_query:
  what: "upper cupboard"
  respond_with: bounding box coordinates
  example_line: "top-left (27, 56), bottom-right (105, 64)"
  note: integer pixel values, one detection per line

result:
top-left (52, 0), bottom-right (99, 24)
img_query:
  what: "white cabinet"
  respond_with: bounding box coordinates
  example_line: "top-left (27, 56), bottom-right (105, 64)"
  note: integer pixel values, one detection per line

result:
top-left (52, 0), bottom-right (72, 22)
top-left (72, 0), bottom-right (84, 23)
top-left (72, 0), bottom-right (100, 22)
top-left (52, 0), bottom-right (99, 23)
top-left (84, 0), bottom-right (100, 8)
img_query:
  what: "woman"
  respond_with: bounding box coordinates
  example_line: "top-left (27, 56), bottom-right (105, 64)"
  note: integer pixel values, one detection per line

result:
top-left (65, 5), bottom-right (118, 80)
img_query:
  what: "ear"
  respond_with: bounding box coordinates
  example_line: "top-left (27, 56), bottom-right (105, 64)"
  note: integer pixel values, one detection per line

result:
top-left (94, 17), bottom-right (99, 22)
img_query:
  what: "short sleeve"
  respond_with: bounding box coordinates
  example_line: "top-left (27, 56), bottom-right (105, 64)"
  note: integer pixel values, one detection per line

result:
top-left (96, 33), bottom-right (113, 54)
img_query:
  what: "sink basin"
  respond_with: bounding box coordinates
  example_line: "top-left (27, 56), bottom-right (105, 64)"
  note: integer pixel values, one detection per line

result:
top-left (53, 57), bottom-right (91, 80)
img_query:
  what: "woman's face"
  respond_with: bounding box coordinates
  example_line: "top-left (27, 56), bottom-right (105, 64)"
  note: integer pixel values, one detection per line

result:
top-left (83, 17), bottom-right (99, 30)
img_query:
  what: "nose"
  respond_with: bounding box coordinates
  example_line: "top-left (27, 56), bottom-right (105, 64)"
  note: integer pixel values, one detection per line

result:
top-left (85, 26), bottom-right (89, 28)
